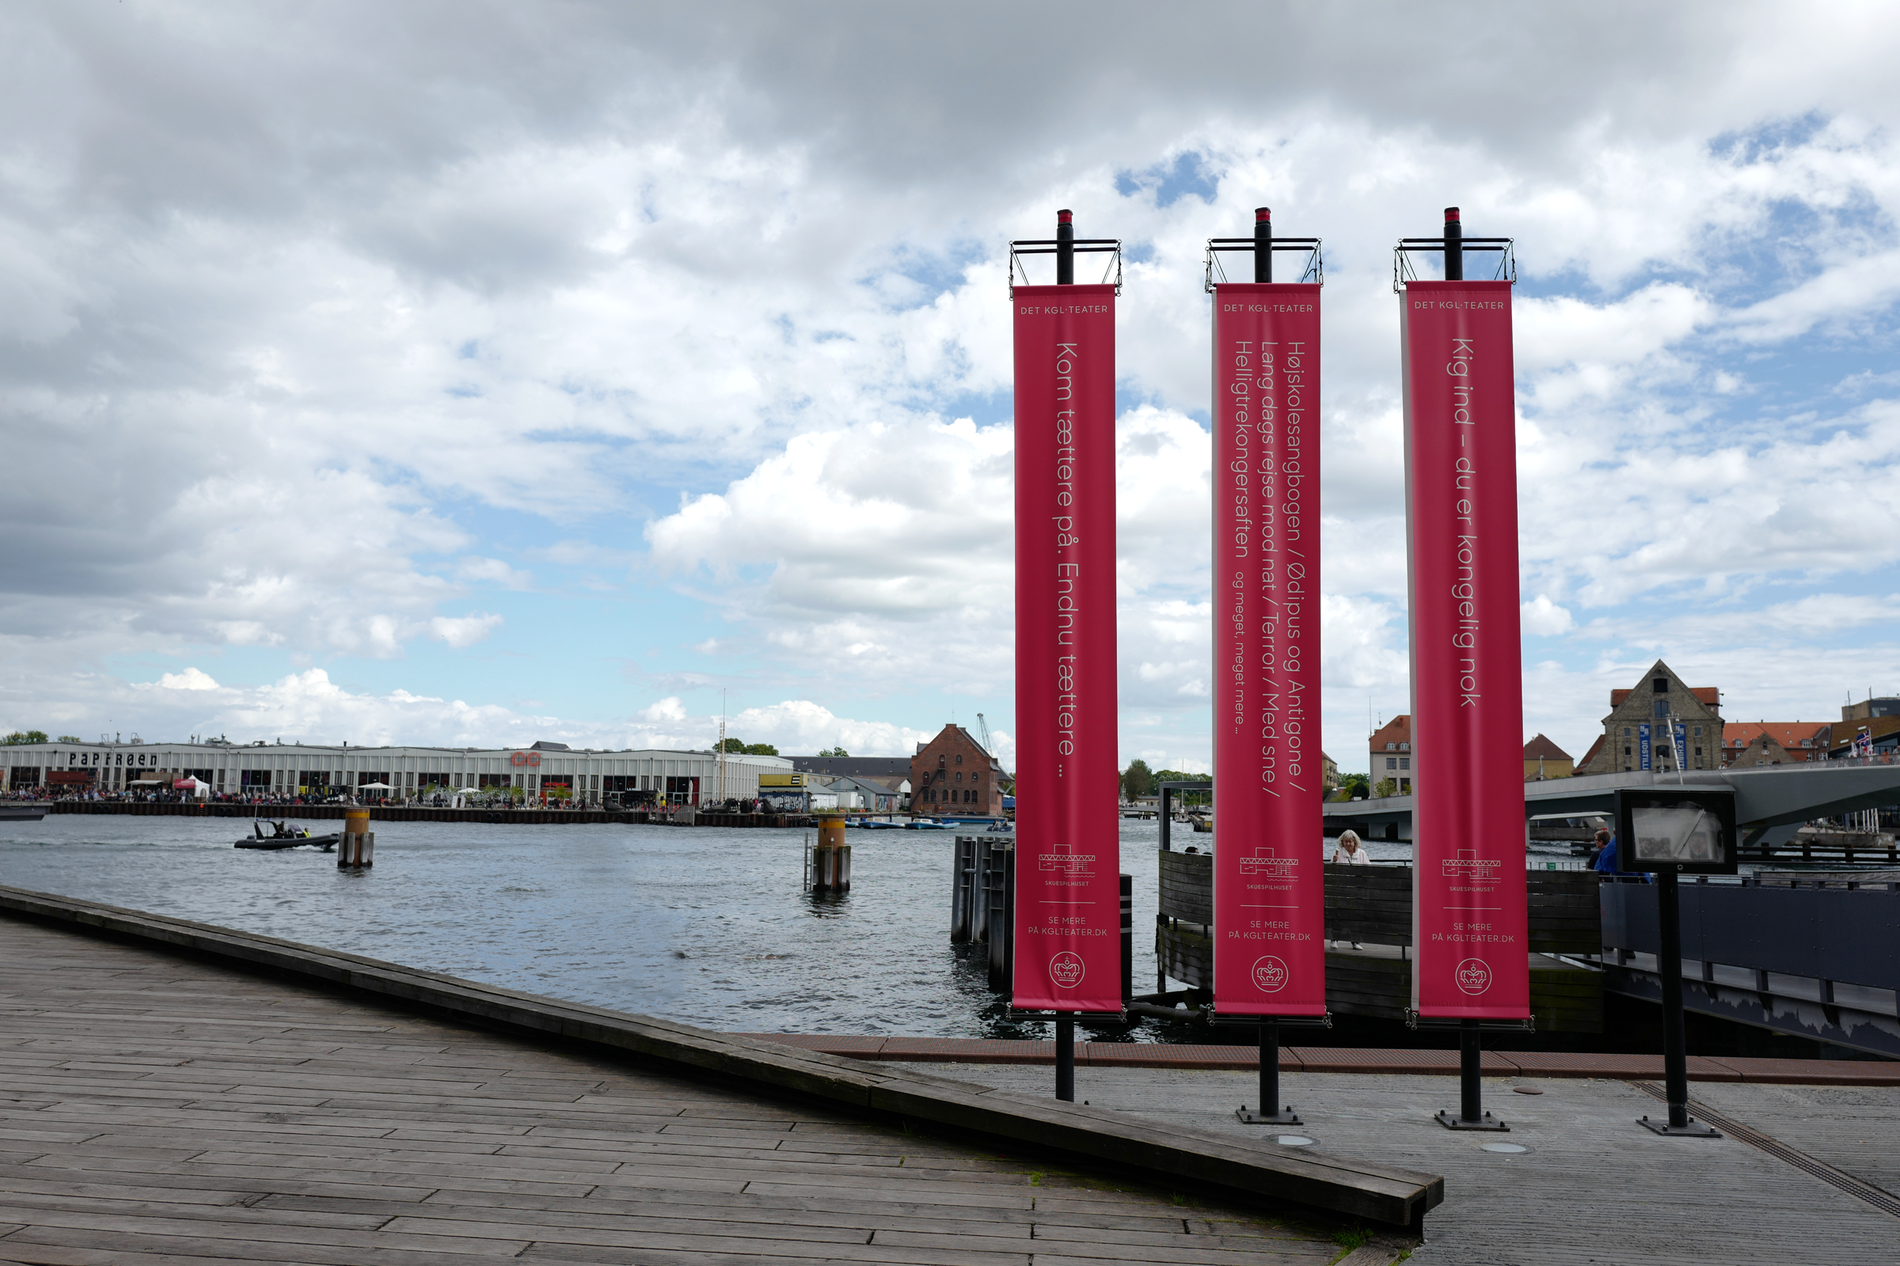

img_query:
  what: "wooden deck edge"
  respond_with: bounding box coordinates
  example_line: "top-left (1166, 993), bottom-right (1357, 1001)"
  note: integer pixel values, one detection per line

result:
top-left (735, 1035), bottom-right (1900, 1084)
top-left (0, 885), bottom-right (1443, 1229)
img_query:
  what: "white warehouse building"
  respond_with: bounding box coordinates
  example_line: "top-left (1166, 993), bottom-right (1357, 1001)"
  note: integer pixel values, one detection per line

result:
top-left (4, 739), bottom-right (790, 807)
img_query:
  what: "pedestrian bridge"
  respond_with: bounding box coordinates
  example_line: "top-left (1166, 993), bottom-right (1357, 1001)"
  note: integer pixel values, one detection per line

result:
top-left (1322, 763), bottom-right (1900, 851)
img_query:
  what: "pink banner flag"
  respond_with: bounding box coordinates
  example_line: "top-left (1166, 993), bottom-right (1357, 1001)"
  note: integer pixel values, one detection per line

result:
top-left (1210, 284), bottom-right (1326, 1018)
top-left (1402, 280), bottom-right (1530, 1020)
top-left (1011, 283), bottom-right (1123, 1013)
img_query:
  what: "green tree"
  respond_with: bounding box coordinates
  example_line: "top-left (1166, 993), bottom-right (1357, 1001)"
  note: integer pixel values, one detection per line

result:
top-left (714, 737), bottom-right (747, 753)
top-left (1372, 777), bottom-right (1397, 799)
top-left (1119, 758), bottom-right (1154, 800)
top-left (743, 742), bottom-right (780, 756)
top-left (2, 730), bottom-right (48, 745)
top-left (1152, 769), bottom-right (1210, 807)
top-left (1331, 773), bottom-right (1370, 801)
top-left (817, 746), bottom-right (848, 757)
top-left (56, 735), bottom-right (83, 744)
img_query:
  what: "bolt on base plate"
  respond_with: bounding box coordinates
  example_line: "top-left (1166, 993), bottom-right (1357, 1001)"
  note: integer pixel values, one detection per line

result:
top-left (1639, 1114), bottom-right (1722, 1138)
top-left (1235, 1105), bottom-right (1302, 1125)
top-left (1435, 1109), bottom-right (1510, 1131)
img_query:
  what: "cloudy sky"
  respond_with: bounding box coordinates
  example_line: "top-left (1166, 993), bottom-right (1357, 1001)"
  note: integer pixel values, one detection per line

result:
top-left (5, 1), bottom-right (1900, 773)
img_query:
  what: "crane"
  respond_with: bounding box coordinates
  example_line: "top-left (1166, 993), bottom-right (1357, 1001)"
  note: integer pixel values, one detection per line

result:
top-left (976, 712), bottom-right (994, 757)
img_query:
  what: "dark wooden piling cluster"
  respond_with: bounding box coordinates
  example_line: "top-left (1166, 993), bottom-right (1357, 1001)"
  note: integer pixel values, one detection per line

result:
top-left (1156, 856), bottom-right (1604, 1032)
top-left (951, 835), bottom-right (1016, 989)
top-left (953, 836), bottom-right (1134, 1001)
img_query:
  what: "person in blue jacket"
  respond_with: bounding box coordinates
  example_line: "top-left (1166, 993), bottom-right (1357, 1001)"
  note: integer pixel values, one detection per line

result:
top-left (1593, 831), bottom-right (1650, 881)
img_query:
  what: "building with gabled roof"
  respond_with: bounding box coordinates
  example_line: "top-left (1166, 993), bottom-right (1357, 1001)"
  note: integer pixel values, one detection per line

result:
top-left (909, 724), bottom-right (1005, 816)
top-left (1523, 734), bottom-right (1574, 780)
top-left (1369, 715), bottom-right (1413, 795)
top-left (1579, 660), bottom-right (1723, 775)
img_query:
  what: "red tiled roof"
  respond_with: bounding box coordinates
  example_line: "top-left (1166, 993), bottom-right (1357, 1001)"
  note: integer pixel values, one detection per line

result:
top-left (1522, 733), bottom-right (1572, 761)
top-left (1369, 715), bottom-right (1410, 747)
top-left (1723, 722), bottom-right (1831, 751)
top-left (1610, 685), bottom-right (1720, 708)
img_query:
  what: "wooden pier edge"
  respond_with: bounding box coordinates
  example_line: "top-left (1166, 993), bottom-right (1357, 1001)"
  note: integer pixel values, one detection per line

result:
top-left (0, 883), bottom-right (1442, 1229)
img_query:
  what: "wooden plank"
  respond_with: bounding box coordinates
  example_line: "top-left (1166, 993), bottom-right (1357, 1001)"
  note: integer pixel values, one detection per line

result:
top-left (0, 893), bottom-right (1403, 1250)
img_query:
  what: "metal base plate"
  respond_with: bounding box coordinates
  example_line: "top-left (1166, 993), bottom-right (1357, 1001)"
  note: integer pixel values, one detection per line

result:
top-left (1435, 1110), bottom-right (1509, 1132)
top-left (1236, 1106), bottom-right (1302, 1125)
top-left (1639, 1114), bottom-right (1722, 1138)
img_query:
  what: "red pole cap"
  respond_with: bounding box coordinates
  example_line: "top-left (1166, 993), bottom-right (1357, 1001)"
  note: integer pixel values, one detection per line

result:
top-left (1057, 209), bottom-right (1073, 224)
top-left (1444, 207), bottom-right (1461, 222)
top-left (1255, 207), bottom-right (1271, 222)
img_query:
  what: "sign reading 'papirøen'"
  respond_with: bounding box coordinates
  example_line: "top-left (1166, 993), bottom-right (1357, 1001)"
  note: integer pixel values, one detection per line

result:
top-left (1210, 283), bottom-right (1326, 1018)
top-left (1402, 280), bottom-right (1529, 1020)
top-left (1011, 284), bottom-right (1123, 1013)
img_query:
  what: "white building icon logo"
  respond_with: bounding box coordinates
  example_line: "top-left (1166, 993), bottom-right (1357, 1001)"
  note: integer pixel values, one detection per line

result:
top-left (1239, 847), bottom-right (1297, 879)
top-left (1441, 848), bottom-right (1501, 881)
top-left (1038, 844), bottom-right (1095, 877)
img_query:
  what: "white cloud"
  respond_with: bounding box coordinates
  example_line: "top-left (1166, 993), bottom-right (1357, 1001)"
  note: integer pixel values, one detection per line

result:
top-left (155, 667), bottom-right (220, 691)
top-left (726, 700), bottom-right (945, 761)
top-left (1521, 596), bottom-right (1575, 636)
top-left (11, 5), bottom-right (1900, 775)
top-left (455, 558), bottom-right (534, 590)
top-left (428, 613), bottom-right (504, 648)
top-left (638, 697), bottom-right (688, 723)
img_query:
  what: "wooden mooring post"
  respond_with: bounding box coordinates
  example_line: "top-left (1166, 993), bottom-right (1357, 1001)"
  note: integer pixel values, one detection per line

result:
top-left (809, 811), bottom-right (851, 892)
top-left (337, 808), bottom-right (373, 868)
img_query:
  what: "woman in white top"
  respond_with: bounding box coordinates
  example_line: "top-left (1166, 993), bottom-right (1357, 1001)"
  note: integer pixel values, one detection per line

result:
top-left (1329, 830), bottom-right (1369, 949)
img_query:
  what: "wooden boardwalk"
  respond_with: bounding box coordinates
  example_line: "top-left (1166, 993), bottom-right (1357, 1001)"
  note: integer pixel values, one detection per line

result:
top-left (0, 916), bottom-right (1347, 1265)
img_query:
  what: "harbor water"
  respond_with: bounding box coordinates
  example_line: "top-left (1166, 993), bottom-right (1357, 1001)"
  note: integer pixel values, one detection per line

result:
top-left (0, 814), bottom-right (1568, 1040)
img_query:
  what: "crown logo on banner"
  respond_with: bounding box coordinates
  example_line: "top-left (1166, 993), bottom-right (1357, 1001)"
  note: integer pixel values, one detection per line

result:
top-left (1251, 955), bottom-right (1290, 992)
top-left (1239, 846), bottom-right (1298, 878)
top-left (1455, 957), bottom-right (1493, 995)
top-left (1038, 844), bottom-right (1095, 876)
top-left (1440, 848), bottom-right (1501, 880)
top-left (1048, 951), bottom-right (1086, 988)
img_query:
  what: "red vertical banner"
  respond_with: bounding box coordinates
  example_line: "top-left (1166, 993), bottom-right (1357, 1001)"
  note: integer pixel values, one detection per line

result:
top-left (1210, 284), bottom-right (1326, 1018)
top-left (1011, 283), bottom-right (1123, 1013)
top-left (1402, 280), bottom-right (1529, 1019)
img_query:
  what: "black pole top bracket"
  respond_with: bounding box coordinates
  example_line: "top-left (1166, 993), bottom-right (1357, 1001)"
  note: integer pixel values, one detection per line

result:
top-left (1018, 229), bottom-right (1117, 296)
top-left (1204, 236), bottom-right (1322, 292)
top-left (1398, 211), bottom-right (1512, 292)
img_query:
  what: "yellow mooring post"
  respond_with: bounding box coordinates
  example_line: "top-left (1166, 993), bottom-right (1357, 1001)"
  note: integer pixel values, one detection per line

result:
top-left (339, 808), bottom-right (374, 868)
top-left (810, 811), bottom-right (851, 892)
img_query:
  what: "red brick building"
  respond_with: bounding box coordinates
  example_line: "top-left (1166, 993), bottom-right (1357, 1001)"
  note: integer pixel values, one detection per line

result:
top-left (909, 724), bottom-right (1005, 816)
top-left (1721, 721), bottom-right (1833, 767)
top-left (1369, 715), bottom-right (1412, 795)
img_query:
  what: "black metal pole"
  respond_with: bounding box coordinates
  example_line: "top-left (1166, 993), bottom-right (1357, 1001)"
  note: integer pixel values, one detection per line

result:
top-left (1459, 1018), bottom-right (1482, 1122)
top-left (1261, 1020), bottom-right (1281, 1116)
top-left (1055, 1012), bottom-right (1075, 1101)
top-left (1056, 209), bottom-right (1074, 285)
top-left (1119, 873), bottom-right (1133, 1003)
top-left (1657, 871), bottom-right (1690, 1128)
top-left (1253, 207), bottom-right (1271, 283)
top-left (1443, 206), bottom-right (1463, 281)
